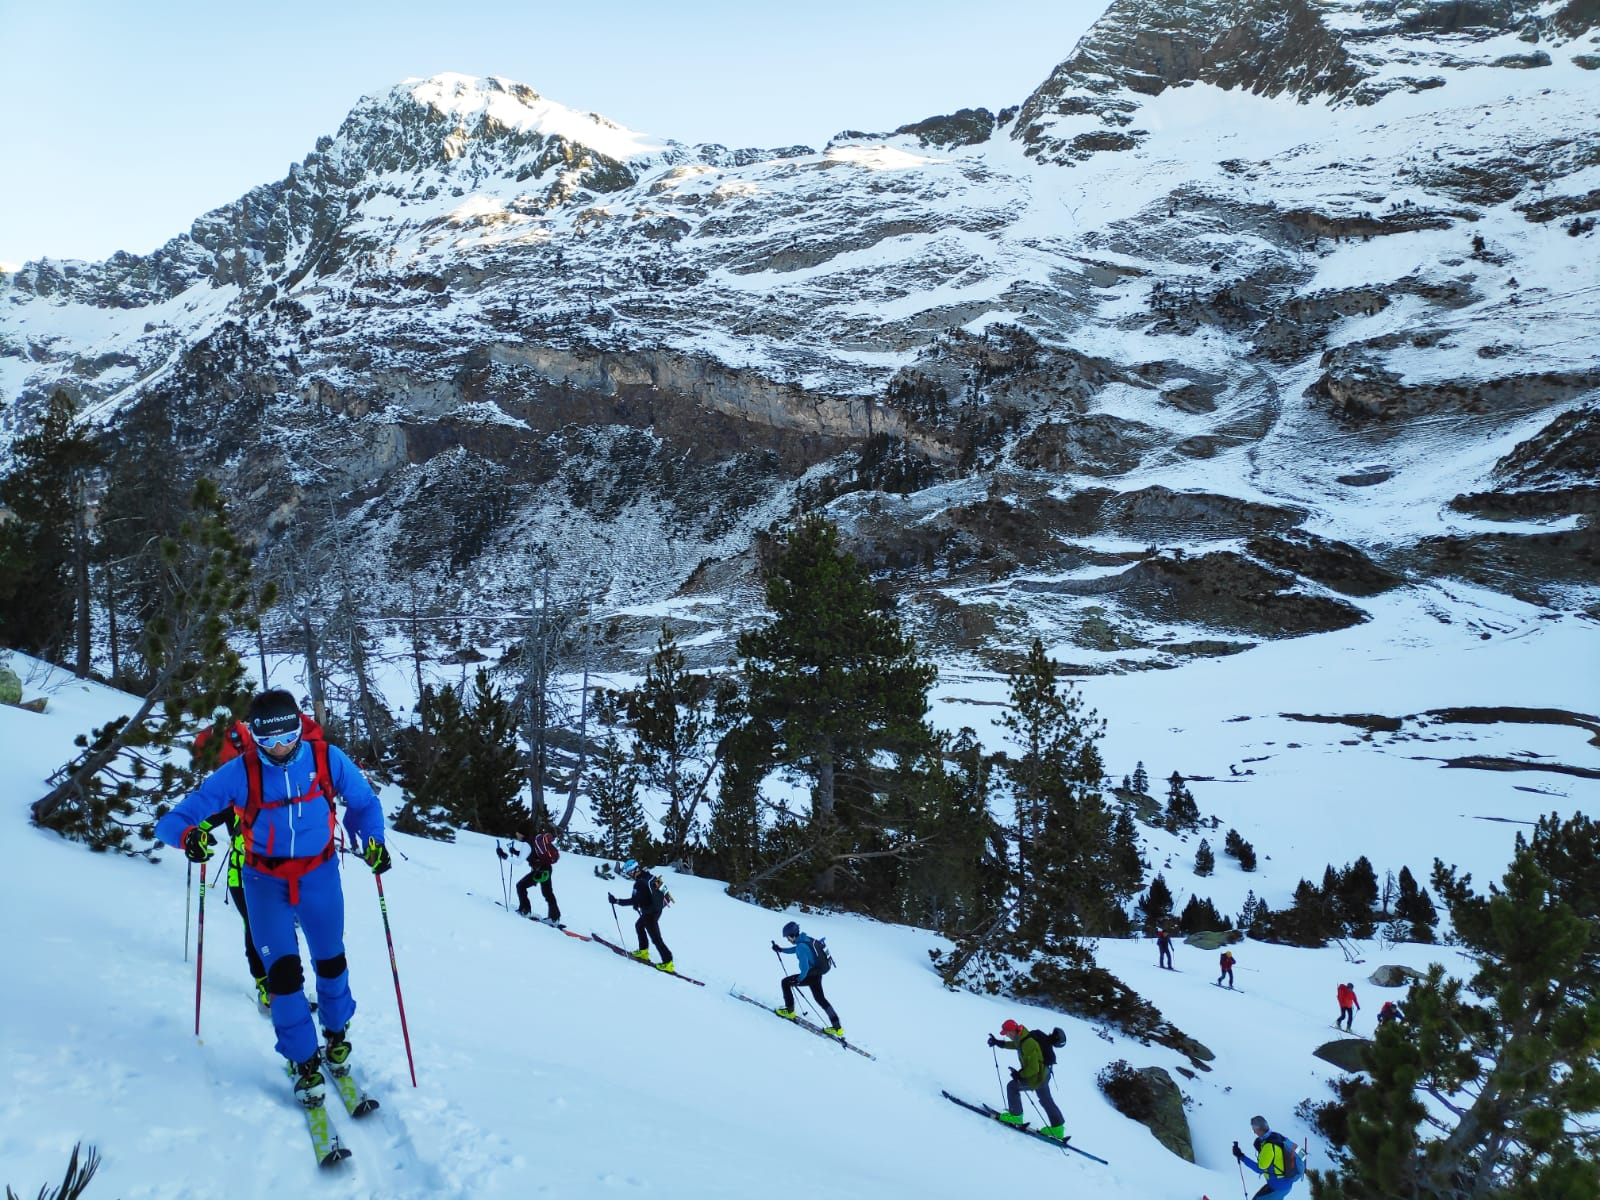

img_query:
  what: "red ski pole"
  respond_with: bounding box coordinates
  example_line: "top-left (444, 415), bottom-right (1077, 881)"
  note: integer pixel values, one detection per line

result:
top-left (193, 861), bottom-right (207, 1038)
top-left (374, 871), bottom-right (418, 1087)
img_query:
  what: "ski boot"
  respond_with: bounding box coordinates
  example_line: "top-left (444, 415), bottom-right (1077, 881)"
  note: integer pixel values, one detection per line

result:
top-left (775, 1007), bottom-right (797, 1020)
top-left (323, 1029), bottom-right (353, 1079)
top-left (630, 948), bottom-right (652, 963)
top-left (292, 1051), bottom-right (326, 1109)
top-left (656, 960), bottom-right (676, 974)
top-left (996, 1112), bottom-right (1026, 1127)
top-left (254, 976), bottom-right (270, 1009)
top-left (1039, 1124), bottom-right (1066, 1141)
top-left (824, 1026), bottom-right (844, 1038)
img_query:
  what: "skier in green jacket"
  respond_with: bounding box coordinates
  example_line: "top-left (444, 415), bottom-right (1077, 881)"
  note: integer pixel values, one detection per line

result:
top-left (987, 1018), bottom-right (1065, 1140)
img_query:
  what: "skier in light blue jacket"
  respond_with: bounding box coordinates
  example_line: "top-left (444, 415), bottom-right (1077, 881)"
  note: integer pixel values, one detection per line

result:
top-left (156, 689), bottom-right (388, 1104)
top-left (771, 920), bottom-right (843, 1037)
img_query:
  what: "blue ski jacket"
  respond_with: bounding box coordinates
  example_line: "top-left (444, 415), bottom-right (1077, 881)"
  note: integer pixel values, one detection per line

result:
top-left (777, 932), bottom-right (823, 980)
top-left (155, 740), bottom-right (384, 861)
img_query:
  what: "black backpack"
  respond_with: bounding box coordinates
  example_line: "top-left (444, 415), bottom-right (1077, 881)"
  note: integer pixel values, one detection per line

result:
top-left (1027, 1026), bottom-right (1067, 1067)
top-left (805, 934), bottom-right (833, 976)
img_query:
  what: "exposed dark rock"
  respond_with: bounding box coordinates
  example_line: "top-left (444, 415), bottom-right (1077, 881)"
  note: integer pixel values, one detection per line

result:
top-left (1281, 712), bottom-right (1404, 733)
top-left (1369, 964), bottom-right (1424, 988)
top-left (1314, 1037), bottom-right (1369, 1071)
top-left (1245, 531), bottom-right (1404, 597)
top-left (892, 108), bottom-right (997, 148)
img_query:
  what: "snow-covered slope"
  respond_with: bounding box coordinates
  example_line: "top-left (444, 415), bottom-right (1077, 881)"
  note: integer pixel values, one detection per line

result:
top-left (4, 579), bottom-right (1596, 1198)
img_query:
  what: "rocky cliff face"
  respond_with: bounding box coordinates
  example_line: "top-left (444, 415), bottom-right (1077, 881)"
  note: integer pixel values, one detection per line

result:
top-left (2, 2), bottom-right (1596, 670)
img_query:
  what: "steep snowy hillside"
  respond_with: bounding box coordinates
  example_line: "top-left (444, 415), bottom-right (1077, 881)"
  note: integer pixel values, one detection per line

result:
top-left (0, 0), bottom-right (1596, 673)
top-left (4, 586), bottom-right (1595, 1198)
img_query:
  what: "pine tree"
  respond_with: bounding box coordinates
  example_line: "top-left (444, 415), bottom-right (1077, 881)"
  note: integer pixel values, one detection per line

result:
top-left (31, 479), bottom-right (268, 850)
top-left (1163, 771), bottom-right (1200, 832)
top-left (622, 625), bottom-right (733, 861)
top-left (1137, 873), bottom-right (1175, 932)
top-left (0, 389), bottom-right (102, 668)
top-left (1195, 837), bottom-right (1215, 876)
top-left (1393, 865), bottom-right (1438, 943)
top-left (998, 638), bottom-right (1120, 946)
top-left (1109, 807), bottom-right (1145, 897)
top-left (735, 515), bottom-right (936, 898)
top-left (892, 728), bottom-right (999, 933)
top-left (454, 669), bottom-right (527, 837)
top-left (1178, 893), bottom-right (1229, 934)
top-left (588, 692), bottom-right (646, 862)
top-left (1131, 761), bottom-right (1149, 794)
top-left (1313, 813), bottom-right (1600, 1199)
top-left (1239, 889), bottom-right (1260, 930)
top-left (1337, 855), bottom-right (1381, 937)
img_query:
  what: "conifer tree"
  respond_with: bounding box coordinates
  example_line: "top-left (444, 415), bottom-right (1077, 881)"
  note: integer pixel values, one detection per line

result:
top-left (998, 638), bottom-right (1120, 946)
top-left (622, 625), bottom-right (733, 860)
top-left (31, 479), bottom-right (268, 850)
top-left (1131, 761), bottom-right (1149, 794)
top-left (1178, 893), bottom-right (1229, 934)
top-left (1195, 837), bottom-right (1215, 876)
top-left (1313, 813), bottom-right (1600, 1199)
top-left (1224, 827), bottom-right (1258, 871)
top-left (585, 690), bottom-right (645, 861)
top-left (1137, 873), bottom-right (1175, 932)
top-left (1337, 855), bottom-right (1381, 936)
top-left (1109, 807), bottom-right (1145, 897)
top-left (1164, 771), bottom-right (1200, 832)
top-left (454, 669), bottom-right (527, 837)
top-left (0, 389), bottom-right (103, 668)
top-left (894, 727), bottom-right (1000, 933)
top-left (735, 515), bottom-right (936, 896)
top-left (1395, 865), bottom-right (1439, 943)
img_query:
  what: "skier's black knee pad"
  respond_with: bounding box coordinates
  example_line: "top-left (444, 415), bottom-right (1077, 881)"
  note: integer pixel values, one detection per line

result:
top-left (266, 954), bottom-right (305, 995)
top-left (314, 953), bottom-right (347, 979)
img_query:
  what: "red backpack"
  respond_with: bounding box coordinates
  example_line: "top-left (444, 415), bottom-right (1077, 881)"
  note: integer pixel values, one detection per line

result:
top-left (532, 832), bottom-right (560, 864)
top-left (237, 716), bottom-right (339, 902)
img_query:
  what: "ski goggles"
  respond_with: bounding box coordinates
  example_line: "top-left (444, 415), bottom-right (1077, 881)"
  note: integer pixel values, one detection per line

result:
top-left (255, 729), bottom-right (301, 750)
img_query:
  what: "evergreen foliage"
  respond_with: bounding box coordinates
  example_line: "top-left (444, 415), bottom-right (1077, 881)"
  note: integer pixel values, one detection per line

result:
top-left (1224, 827), bottom-right (1258, 871)
top-left (1178, 893), bottom-right (1231, 934)
top-left (586, 690), bottom-right (647, 861)
top-left (1109, 807), bottom-right (1145, 897)
top-left (891, 727), bottom-right (1003, 933)
top-left (1163, 771), bottom-right (1200, 832)
top-left (1131, 761), bottom-right (1149, 794)
top-left (731, 515), bottom-right (937, 904)
top-left (997, 638), bottom-right (1125, 946)
top-left (1311, 812), bottom-right (1600, 1200)
top-left (1194, 837), bottom-right (1215, 876)
top-left (31, 479), bottom-right (268, 852)
top-left (0, 390), bottom-right (102, 665)
top-left (392, 671), bottom-right (526, 840)
top-left (1138, 873), bottom-right (1176, 932)
top-left (1395, 865), bottom-right (1439, 942)
top-left (620, 625), bottom-right (733, 861)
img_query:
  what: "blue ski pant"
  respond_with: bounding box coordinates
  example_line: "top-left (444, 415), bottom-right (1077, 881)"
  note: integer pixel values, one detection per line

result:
top-left (243, 856), bottom-right (356, 1064)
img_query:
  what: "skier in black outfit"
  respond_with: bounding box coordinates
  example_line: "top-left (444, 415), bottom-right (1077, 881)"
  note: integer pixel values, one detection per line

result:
top-left (1156, 928), bottom-right (1174, 970)
top-left (512, 830), bottom-right (561, 923)
top-left (609, 859), bottom-right (674, 973)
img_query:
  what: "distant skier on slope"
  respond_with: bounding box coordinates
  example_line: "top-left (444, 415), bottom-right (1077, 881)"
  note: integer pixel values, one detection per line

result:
top-left (1336, 981), bottom-right (1360, 1031)
top-left (1218, 948), bottom-right (1237, 989)
top-left (609, 859), bottom-right (674, 973)
top-left (987, 1018), bottom-right (1066, 1141)
top-left (1377, 999), bottom-right (1406, 1028)
top-left (1156, 927), bottom-right (1174, 970)
top-left (157, 689), bottom-right (389, 1108)
top-left (771, 920), bottom-right (842, 1037)
top-left (1233, 1114), bottom-right (1303, 1196)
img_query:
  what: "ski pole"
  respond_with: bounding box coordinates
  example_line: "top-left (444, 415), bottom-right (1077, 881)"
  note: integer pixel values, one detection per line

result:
top-left (771, 946), bottom-right (798, 1013)
top-left (611, 897), bottom-right (625, 944)
top-left (194, 861), bottom-right (207, 1038)
top-left (184, 863), bottom-right (192, 963)
top-left (495, 841), bottom-right (509, 910)
top-left (991, 1043), bottom-right (1007, 1110)
top-left (374, 872), bottom-right (418, 1087)
top-left (1237, 1151), bottom-right (1248, 1198)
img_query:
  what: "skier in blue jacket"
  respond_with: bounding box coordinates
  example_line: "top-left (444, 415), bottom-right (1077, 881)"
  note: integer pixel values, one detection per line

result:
top-left (1233, 1115), bottom-right (1303, 1197)
top-left (772, 920), bottom-right (843, 1037)
top-left (155, 689), bottom-right (389, 1106)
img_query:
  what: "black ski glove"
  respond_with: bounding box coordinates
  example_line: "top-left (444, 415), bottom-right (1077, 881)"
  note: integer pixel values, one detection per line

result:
top-left (607, 893), bottom-right (617, 905)
top-left (496, 845), bottom-right (508, 860)
top-left (986, 1035), bottom-right (999, 1047)
top-left (1009, 1067), bottom-right (1020, 1080)
top-left (1233, 1141), bottom-right (1243, 1160)
top-left (363, 838), bottom-right (393, 875)
top-left (771, 942), bottom-right (782, 953)
top-left (182, 825), bottom-right (215, 863)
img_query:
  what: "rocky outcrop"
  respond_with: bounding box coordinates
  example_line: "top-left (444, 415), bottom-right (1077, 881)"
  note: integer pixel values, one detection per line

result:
top-left (1369, 964), bottom-right (1423, 988)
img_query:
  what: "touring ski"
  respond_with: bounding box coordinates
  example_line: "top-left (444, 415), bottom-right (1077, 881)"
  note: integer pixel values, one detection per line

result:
top-left (286, 1065), bottom-right (352, 1168)
top-left (495, 901), bottom-right (592, 938)
top-left (590, 934), bottom-right (705, 985)
top-left (1212, 982), bottom-right (1243, 992)
top-left (729, 990), bottom-right (875, 1059)
top-left (326, 1059), bottom-right (380, 1118)
top-left (940, 1091), bottom-right (1109, 1164)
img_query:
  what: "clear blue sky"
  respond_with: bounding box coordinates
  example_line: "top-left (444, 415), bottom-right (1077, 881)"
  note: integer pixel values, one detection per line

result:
top-left (0, 0), bottom-right (1105, 266)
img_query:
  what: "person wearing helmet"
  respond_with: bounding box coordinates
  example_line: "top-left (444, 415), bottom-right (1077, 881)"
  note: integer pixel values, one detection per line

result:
top-left (1336, 981), bottom-right (1360, 1031)
top-left (513, 829), bottom-right (562, 924)
top-left (987, 1018), bottom-right (1066, 1140)
top-left (155, 689), bottom-right (389, 1108)
top-left (771, 921), bottom-right (843, 1037)
top-left (608, 859), bottom-right (673, 972)
top-left (1233, 1115), bottom-right (1303, 1196)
